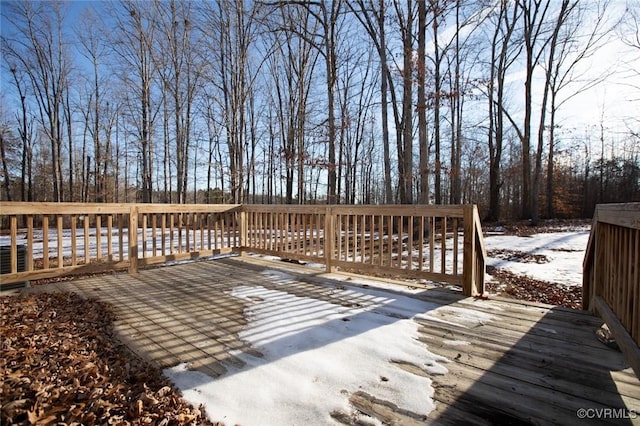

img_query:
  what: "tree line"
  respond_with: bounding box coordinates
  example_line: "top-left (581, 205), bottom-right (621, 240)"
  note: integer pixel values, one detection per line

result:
top-left (1, 0), bottom-right (639, 221)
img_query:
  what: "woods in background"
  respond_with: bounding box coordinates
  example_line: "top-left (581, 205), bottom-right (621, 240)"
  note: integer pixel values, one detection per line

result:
top-left (1, 0), bottom-right (639, 221)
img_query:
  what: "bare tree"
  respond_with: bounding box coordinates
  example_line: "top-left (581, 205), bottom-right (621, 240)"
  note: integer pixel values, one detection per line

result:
top-left (542, 1), bottom-right (612, 218)
top-left (529, 0), bottom-right (576, 224)
top-left (110, 1), bottom-right (157, 203)
top-left (348, 0), bottom-right (394, 203)
top-left (446, 1), bottom-right (486, 205)
top-left (287, 0), bottom-right (343, 204)
top-left (203, 0), bottom-right (261, 203)
top-left (617, 0), bottom-right (640, 148)
top-left (264, 4), bottom-right (319, 203)
top-left (2, 1), bottom-right (71, 201)
top-left (152, 0), bottom-right (201, 203)
top-left (336, 43), bottom-right (378, 204)
top-left (0, 119), bottom-right (15, 201)
top-left (417, 0), bottom-right (429, 204)
top-left (201, 90), bottom-right (223, 204)
top-left (485, 0), bottom-right (520, 221)
top-left (428, 0), bottom-right (444, 205)
top-left (393, 0), bottom-right (415, 204)
top-left (510, 0), bottom-right (552, 220)
top-left (619, 1), bottom-right (640, 55)
top-left (76, 8), bottom-right (111, 202)
top-left (7, 68), bottom-right (35, 201)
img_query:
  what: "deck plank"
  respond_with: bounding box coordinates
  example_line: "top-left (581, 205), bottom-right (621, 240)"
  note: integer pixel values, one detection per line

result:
top-left (21, 256), bottom-right (640, 425)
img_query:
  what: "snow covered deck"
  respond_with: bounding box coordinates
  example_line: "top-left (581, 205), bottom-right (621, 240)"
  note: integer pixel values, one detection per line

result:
top-left (32, 256), bottom-right (640, 425)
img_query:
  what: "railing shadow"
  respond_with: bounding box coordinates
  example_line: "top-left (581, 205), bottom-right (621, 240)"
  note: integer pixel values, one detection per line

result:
top-left (157, 257), bottom-right (474, 422)
top-left (427, 305), bottom-right (639, 425)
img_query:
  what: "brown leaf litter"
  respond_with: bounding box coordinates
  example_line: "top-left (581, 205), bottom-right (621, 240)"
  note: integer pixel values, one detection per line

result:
top-left (486, 266), bottom-right (582, 310)
top-left (1, 292), bottom-right (219, 425)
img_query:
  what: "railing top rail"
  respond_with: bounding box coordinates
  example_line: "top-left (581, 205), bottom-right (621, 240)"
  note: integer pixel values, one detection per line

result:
top-left (1, 202), bottom-right (475, 217)
top-left (0, 202), bottom-right (241, 216)
top-left (242, 204), bottom-right (467, 217)
top-left (241, 205), bottom-right (329, 214)
top-left (473, 207), bottom-right (487, 258)
top-left (592, 202), bottom-right (640, 230)
top-left (0, 202), bottom-right (132, 215)
top-left (584, 202), bottom-right (640, 269)
top-left (330, 204), bottom-right (466, 216)
top-left (136, 204), bottom-right (241, 214)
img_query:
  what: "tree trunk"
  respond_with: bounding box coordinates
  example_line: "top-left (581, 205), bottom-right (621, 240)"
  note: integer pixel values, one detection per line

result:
top-left (432, 0), bottom-right (442, 205)
top-left (418, 0), bottom-right (429, 204)
top-left (399, 0), bottom-right (414, 204)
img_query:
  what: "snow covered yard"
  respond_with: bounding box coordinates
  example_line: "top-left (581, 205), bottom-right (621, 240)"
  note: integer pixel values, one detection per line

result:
top-left (484, 226), bottom-right (590, 287)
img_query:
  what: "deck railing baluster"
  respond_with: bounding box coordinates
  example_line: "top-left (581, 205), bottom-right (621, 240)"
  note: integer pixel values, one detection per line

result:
top-left (43, 216), bottom-right (49, 269)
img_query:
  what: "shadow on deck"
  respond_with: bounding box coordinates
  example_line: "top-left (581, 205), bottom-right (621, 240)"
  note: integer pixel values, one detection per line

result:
top-left (22, 255), bottom-right (640, 425)
top-left (424, 302), bottom-right (639, 425)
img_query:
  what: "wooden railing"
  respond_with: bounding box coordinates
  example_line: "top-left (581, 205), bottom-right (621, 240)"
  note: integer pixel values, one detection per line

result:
top-left (0, 202), bottom-right (486, 296)
top-left (132, 204), bottom-right (240, 269)
top-left (242, 204), bottom-right (484, 296)
top-left (0, 203), bottom-right (240, 284)
top-left (583, 202), bottom-right (640, 377)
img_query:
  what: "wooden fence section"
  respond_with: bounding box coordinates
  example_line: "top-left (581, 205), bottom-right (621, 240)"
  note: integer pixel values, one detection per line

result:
top-left (0, 203), bottom-right (130, 283)
top-left (242, 204), bottom-right (486, 296)
top-left (242, 205), bottom-right (327, 263)
top-left (0, 203), bottom-right (485, 296)
top-left (134, 204), bottom-right (240, 269)
top-left (0, 203), bottom-right (240, 284)
top-left (583, 202), bottom-right (640, 377)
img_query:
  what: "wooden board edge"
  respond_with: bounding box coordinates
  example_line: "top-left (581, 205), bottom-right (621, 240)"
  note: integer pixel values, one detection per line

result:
top-left (594, 296), bottom-right (640, 379)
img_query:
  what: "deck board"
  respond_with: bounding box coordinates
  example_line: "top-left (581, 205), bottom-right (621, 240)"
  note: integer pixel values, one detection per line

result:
top-left (23, 256), bottom-right (640, 425)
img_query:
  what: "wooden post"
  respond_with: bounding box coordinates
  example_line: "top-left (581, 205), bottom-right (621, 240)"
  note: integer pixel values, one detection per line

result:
top-left (324, 207), bottom-right (336, 272)
top-left (129, 206), bottom-right (139, 274)
top-left (71, 215), bottom-right (77, 266)
top-left (107, 214), bottom-right (113, 261)
top-left (84, 215), bottom-right (90, 264)
top-left (42, 216), bottom-right (49, 269)
top-left (26, 215), bottom-right (33, 271)
top-left (56, 215), bottom-right (63, 268)
top-left (239, 208), bottom-right (247, 256)
top-left (96, 215), bottom-right (102, 261)
top-left (462, 205), bottom-right (475, 297)
top-left (591, 220), bottom-right (605, 314)
top-left (10, 215), bottom-right (17, 273)
top-left (472, 205), bottom-right (486, 296)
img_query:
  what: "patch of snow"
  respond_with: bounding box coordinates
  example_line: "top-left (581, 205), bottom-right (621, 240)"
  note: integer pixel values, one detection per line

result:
top-left (443, 340), bottom-right (471, 346)
top-left (260, 269), bottom-right (295, 283)
top-left (419, 305), bottom-right (496, 328)
top-left (485, 230), bottom-right (589, 286)
top-left (304, 262), bottom-right (326, 270)
top-left (164, 284), bottom-right (452, 425)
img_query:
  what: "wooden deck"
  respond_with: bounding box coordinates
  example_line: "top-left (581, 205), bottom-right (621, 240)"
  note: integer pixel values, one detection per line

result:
top-left (21, 256), bottom-right (640, 425)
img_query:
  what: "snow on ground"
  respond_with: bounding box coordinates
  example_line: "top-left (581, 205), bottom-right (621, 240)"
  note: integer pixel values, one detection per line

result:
top-left (164, 282), bottom-right (494, 425)
top-left (484, 228), bottom-right (590, 286)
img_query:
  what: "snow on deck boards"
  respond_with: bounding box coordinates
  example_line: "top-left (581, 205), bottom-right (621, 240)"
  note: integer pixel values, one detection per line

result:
top-left (27, 257), bottom-right (640, 425)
